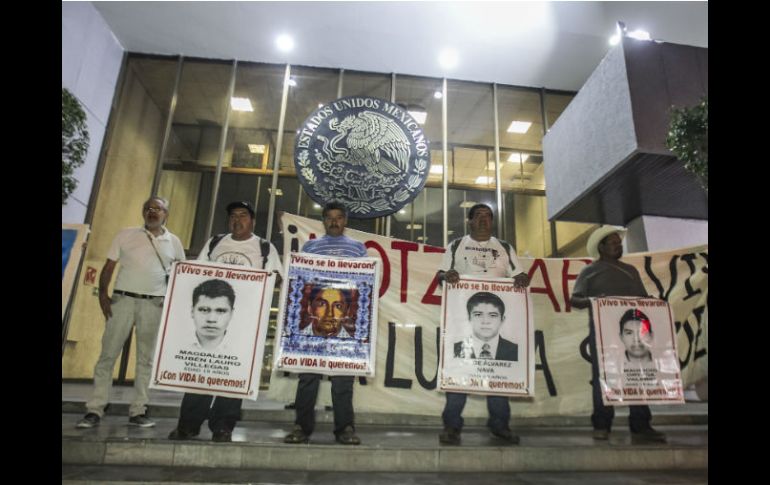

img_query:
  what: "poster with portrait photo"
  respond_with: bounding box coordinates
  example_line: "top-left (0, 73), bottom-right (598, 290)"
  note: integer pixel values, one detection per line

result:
top-left (591, 297), bottom-right (684, 406)
top-left (273, 252), bottom-right (380, 376)
top-left (438, 276), bottom-right (534, 397)
top-left (149, 260), bottom-right (277, 400)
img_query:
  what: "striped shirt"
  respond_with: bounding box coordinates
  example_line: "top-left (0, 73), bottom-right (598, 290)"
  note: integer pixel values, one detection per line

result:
top-left (302, 234), bottom-right (367, 257)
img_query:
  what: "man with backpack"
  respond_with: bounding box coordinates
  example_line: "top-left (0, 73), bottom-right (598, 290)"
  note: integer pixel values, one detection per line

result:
top-left (168, 201), bottom-right (282, 443)
top-left (436, 203), bottom-right (530, 446)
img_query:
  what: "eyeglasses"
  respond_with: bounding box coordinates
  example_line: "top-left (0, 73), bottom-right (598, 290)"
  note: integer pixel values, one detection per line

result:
top-left (145, 206), bottom-right (165, 213)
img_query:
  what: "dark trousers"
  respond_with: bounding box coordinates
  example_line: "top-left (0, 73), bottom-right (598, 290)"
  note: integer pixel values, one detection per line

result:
top-left (442, 392), bottom-right (510, 433)
top-left (294, 373), bottom-right (354, 436)
top-left (177, 392), bottom-right (242, 434)
top-left (589, 331), bottom-right (651, 432)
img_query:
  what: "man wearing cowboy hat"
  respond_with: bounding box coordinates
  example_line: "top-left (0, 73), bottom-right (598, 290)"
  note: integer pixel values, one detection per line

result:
top-left (570, 225), bottom-right (667, 444)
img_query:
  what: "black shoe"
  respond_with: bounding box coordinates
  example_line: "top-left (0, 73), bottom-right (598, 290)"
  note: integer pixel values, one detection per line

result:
top-left (335, 425), bottom-right (361, 445)
top-left (631, 428), bottom-right (667, 444)
top-left (128, 414), bottom-right (156, 428)
top-left (439, 427), bottom-right (461, 445)
top-left (76, 413), bottom-right (100, 429)
top-left (168, 428), bottom-right (198, 440)
top-left (491, 428), bottom-right (520, 445)
top-left (212, 430), bottom-right (232, 443)
top-left (284, 424), bottom-right (310, 444)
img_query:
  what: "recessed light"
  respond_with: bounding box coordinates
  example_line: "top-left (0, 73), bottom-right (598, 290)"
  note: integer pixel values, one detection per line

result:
top-left (507, 152), bottom-right (530, 163)
top-left (608, 34), bottom-right (621, 46)
top-left (475, 176), bottom-right (493, 185)
top-left (399, 209), bottom-right (406, 214)
top-left (231, 97), bottom-right (254, 112)
top-left (408, 110), bottom-right (427, 124)
top-left (276, 34), bottom-right (294, 52)
top-left (459, 201), bottom-right (477, 208)
top-left (313, 203), bottom-right (321, 209)
top-left (268, 188), bottom-right (283, 196)
top-left (430, 165), bottom-right (443, 174)
top-left (288, 78), bottom-right (297, 87)
top-left (406, 224), bottom-right (423, 230)
top-left (627, 29), bottom-right (650, 41)
top-left (506, 121), bottom-right (532, 134)
top-left (438, 49), bottom-right (458, 69)
top-left (248, 144), bottom-right (266, 154)
top-left (434, 91), bottom-right (443, 99)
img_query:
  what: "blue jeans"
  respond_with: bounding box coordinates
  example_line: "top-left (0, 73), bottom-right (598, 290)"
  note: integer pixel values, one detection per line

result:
top-left (294, 373), bottom-right (355, 436)
top-left (589, 328), bottom-right (651, 432)
top-left (442, 392), bottom-right (511, 433)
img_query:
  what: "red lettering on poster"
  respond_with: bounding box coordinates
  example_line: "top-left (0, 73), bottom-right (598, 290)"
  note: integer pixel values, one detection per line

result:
top-left (528, 258), bottom-right (560, 312)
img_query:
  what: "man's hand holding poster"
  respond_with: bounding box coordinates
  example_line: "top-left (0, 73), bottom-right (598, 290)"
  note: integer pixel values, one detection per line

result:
top-left (439, 276), bottom-right (535, 396)
top-left (591, 297), bottom-right (684, 405)
top-left (273, 252), bottom-right (380, 376)
top-left (150, 261), bottom-right (276, 400)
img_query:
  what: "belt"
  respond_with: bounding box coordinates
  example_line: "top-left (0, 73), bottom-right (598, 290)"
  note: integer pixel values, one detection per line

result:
top-left (113, 289), bottom-right (159, 300)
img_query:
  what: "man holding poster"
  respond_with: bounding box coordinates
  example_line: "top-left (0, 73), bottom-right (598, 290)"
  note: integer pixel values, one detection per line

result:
top-left (436, 203), bottom-right (530, 446)
top-left (570, 225), bottom-right (667, 444)
top-left (167, 201), bottom-right (282, 443)
top-left (284, 202), bottom-right (368, 446)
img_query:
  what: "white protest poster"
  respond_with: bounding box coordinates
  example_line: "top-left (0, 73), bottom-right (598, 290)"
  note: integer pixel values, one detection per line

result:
top-left (591, 297), bottom-right (684, 406)
top-left (150, 260), bottom-right (276, 400)
top-left (273, 252), bottom-right (380, 376)
top-left (438, 276), bottom-right (535, 397)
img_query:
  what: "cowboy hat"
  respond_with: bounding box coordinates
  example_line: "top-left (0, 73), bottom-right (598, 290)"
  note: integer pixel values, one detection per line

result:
top-left (586, 225), bottom-right (627, 259)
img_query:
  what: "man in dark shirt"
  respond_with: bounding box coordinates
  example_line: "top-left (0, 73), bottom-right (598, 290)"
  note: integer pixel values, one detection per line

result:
top-left (570, 226), bottom-right (666, 444)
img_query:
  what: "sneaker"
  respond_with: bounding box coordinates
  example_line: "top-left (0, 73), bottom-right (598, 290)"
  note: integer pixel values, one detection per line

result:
top-left (491, 428), bottom-right (520, 445)
top-left (128, 414), bottom-right (156, 428)
top-left (335, 425), bottom-right (361, 445)
top-left (284, 424), bottom-right (310, 444)
top-left (168, 428), bottom-right (198, 440)
top-left (439, 427), bottom-right (461, 445)
top-left (631, 428), bottom-right (667, 444)
top-left (592, 429), bottom-right (610, 440)
top-left (76, 413), bottom-right (100, 429)
top-left (212, 430), bottom-right (232, 443)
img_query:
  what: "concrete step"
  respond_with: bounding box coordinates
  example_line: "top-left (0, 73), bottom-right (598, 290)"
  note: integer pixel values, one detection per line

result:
top-left (62, 414), bottom-right (707, 473)
top-left (62, 464), bottom-right (709, 485)
top-left (61, 400), bottom-right (709, 428)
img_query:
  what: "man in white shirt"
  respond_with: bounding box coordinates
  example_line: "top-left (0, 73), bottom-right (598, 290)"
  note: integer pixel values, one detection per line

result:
top-left (168, 201), bottom-right (282, 443)
top-left (76, 197), bottom-right (185, 429)
top-left (436, 203), bottom-right (530, 446)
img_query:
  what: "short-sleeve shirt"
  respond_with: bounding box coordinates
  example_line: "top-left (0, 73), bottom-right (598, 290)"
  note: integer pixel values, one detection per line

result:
top-left (199, 234), bottom-right (284, 277)
top-left (572, 259), bottom-right (648, 331)
top-left (439, 235), bottom-right (524, 278)
top-left (108, 227), bottom-right (186, 296)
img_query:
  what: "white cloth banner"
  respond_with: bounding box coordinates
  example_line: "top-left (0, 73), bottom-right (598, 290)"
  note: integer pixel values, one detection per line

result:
top-left (266, 213), bottom-right (707, 417)
top-left (439, 277), bottom-right (535, 397)
top-left (150, 261), bottom-right (276, 400)
top-left (273, 252), bottom-right (380, 376)
top-left (591, 297), bottom-right (684, 406)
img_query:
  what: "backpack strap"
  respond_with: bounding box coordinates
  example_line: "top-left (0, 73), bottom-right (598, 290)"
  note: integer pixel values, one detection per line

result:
top-left (497, 239), bottom-right (517, 273)
top-left (260, 238), bottom-right (270, 269)
top-left (449, 237), bottom-right (463, 270)
top-left (207, 233), bottom-right (227, 260)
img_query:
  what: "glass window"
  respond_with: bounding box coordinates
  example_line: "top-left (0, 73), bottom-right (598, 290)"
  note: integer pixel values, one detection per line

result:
top-left (341, 70), bottom-right (391, 99)
top-left (497, 86), bottom-right (544, 193)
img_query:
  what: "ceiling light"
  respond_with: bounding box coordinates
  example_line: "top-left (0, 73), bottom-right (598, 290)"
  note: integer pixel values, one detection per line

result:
top-left (459, 201), bottom-right (477, 208)
top-left (276, 34), bottom-right (295, 52)
top-left (608, 34), bottom-right (621, 46)
top-left (506, 121), bottom-right (532, 134)
top-left (288, 78), bottom-right (297, 87)
top-left (318, 103), bottom-right (324, 108)
top-left (430, 165), bottom-right (443, 174)
top-left (627, 29), bottom-right (651, 41)
top-left (248, 144), bottom-right (266, 154)
top-left (438, 49), bottom-right (459, 69)
top-left (507, 152), bottom-right (530, 163)
top-left (399, 209), bottom-right (406, 214)
top-left (417, 236), bottom-right (427, 241)
top-left (313, 203), bottom-right (321, 209)
top-left (268, 188), bottom-right (283, 196)
top-left (406, 224), bottom-right (423, 230)
top-left (475, 176), bottom-right (493, 185)
top-left (434, 91), bottom-right (443, 99)
top-left (408, 109), bottom-right (427, 124)
top-left (231, 97), bottom-right (254, 112)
